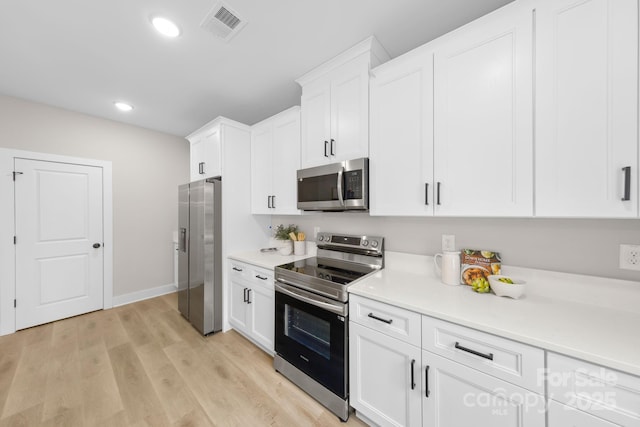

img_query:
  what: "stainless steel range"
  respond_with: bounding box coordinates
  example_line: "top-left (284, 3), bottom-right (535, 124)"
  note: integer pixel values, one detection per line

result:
top-left (273, 232), bottom-right (384, 421)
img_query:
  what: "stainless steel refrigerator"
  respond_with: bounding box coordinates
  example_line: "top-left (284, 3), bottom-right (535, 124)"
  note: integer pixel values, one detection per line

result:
top-left (178, 177), bottom-right (222, 335)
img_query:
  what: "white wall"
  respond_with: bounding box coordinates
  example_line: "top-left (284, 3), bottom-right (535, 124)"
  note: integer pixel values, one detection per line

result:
top-left (0, 94), bottom-right (189, 297)
top-left (272, 214), bottom-right (640, 282)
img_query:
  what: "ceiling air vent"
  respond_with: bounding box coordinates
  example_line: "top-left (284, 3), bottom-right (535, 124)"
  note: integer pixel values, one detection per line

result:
top-left (200, 2), bottom-right (247, 42)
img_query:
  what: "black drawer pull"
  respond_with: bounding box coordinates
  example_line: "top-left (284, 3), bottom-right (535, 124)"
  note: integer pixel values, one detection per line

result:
top-left (255, 275), bottom-right (268, 280)
top-left (425, 183), bottom-right (429, 205)
top-left (622, 166), bottom-right (631, 201)
top-left (454, 342), bottom-right (494, 360)
top-left (425, 365), bottom-right (430, 397)
top-left (367, 313), bottom-right (393, 324)
top-left (232, 267), bottom-right (243, 272)
top-left (410, 359), bottom-right (416, 390)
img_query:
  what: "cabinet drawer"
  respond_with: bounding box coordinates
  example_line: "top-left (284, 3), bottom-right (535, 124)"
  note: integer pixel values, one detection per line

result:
top-left (422, 316), bottom-right (544, 394)
top-left (248, 266), bottom-right (274, 290)
top-left (350, 295), bottom-right (421, 347)
top-left (547, 352), bottom-right (640, 427)
top-left (229, 260), bottom-right (250, 281)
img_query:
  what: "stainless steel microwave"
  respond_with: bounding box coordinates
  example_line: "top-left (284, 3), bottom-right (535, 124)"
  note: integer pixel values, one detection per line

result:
top-left (297, 158), bottom-right (369, 211)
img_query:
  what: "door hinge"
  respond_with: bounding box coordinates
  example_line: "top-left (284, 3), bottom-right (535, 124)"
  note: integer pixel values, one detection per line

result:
top-left (14, 299), bottom-right (16, 308)
top-left (13, 236), bottom-right (16, 245)
top-left (12, 171), bottom-right (23, 181)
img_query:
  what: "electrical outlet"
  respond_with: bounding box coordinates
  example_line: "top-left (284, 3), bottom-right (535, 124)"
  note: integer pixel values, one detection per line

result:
top-left (619, 244), bottom-right (640, 271)
top-left (442, 234), bottom-right (456, 252)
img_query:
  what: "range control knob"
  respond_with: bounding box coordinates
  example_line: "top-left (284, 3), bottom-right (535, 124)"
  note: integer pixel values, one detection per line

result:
top-left (371, 240), bottom-right (379, 248)
top-left (318, 235), bottom-right (324, 242)
top-left (362, 240), bottom-right (369, 247)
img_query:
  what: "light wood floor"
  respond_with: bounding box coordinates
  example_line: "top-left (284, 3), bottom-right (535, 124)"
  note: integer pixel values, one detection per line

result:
top-left (0, 293), bottom-right (367, 426)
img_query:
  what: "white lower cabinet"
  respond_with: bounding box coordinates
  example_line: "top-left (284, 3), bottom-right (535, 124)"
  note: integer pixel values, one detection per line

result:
top-left (349, 295), bottom-right (545, 427)
top-left (228, 260), bottom-right (274, 354)
top-left (422, 350), bottom-right (545, 426)
top-left (350, 322), bottom-right (422, 426)
top-left (546, 352), bottom-right (640, 427)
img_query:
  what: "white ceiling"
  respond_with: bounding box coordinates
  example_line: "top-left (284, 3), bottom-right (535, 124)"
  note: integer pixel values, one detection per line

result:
top-left (0, 0), bottom-right (513, 137)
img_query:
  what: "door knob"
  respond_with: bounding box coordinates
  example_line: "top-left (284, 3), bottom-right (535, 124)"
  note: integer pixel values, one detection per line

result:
top-left (93, 243), bottom-right (101, 249)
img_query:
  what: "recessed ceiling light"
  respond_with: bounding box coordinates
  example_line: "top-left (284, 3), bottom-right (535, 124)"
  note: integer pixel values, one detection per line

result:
top-left (114, 102), bottom-right (134, 112)
top-left (152, 16), bottom-right (181, 37)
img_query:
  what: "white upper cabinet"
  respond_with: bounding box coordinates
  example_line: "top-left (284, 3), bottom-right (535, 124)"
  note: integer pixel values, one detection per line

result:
top-left (189, 126), bottom-right (221, 182)
top-left (250, 107), bottom-right (301, 215)
top-left (432, 1), bottom-right (534, 217)
top-left (369, 46), bottom-right (435, 216)
top-left (535, 0), bottom-right (638, 217)
top-left (297, 36), bottom-right (390, 169)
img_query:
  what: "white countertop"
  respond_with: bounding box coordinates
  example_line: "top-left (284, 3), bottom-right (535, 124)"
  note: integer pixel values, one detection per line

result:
top-left (349, 252), bottom-right (640, 377)
top-left (228, 249), bottom-right (314, 270)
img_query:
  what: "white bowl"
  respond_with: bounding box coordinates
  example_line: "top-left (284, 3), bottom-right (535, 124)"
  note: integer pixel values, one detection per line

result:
top-left (488, 275), bottom-right (526, 299)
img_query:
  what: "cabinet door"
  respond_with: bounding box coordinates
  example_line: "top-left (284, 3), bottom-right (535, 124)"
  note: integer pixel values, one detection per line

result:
top-left (422, 350), bottom-right (545, 427)
top-left (370, 49), bottom-right (434, 216)
top-left (330, 57), bottom-right (370, 162)
top-left (250, 123), bottom-right (273, 214)
top-left (228, 278), bottom-right (249, 333)
top-left (203, 128), bottom-right (222, 178)
top-left (433, 2), bottom-right (533, 216)
top-left (535, 0), bottom-right (638, 217)
top-left (272, 109), bottom-right (301, 215)
top-left (350, 322), bottom-right (422, 427)
top-left (300, 78), bottom-right (331, 168)
top-left (190, 138), bottom-right (206, 182)
top-left (548, 401), bottom-right (622, 427)
top-left (248, 282), bottom-right (274, 353)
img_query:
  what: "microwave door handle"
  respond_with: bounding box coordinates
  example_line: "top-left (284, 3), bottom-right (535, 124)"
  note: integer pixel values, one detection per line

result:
top-left (337, 167), bottom-right (345, 207)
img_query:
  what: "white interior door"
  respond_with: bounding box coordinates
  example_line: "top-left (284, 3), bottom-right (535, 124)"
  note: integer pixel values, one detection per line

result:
top-left (14, 158), bottom-right (104, 330)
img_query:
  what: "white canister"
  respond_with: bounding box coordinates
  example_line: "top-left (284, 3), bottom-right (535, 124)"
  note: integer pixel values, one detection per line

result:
top-left (433, 251), bottom-right (461, 286)
top-left (293, 241), bottom-right (306, 256)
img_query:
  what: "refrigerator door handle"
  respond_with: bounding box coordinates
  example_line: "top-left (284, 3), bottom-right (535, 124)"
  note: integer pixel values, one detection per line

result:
top-left (179, 227), bottom-right (187, 252)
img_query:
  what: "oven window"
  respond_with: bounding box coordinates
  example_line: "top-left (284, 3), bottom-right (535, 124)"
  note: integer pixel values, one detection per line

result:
top-left (284, 304), bottom-right (330, 360)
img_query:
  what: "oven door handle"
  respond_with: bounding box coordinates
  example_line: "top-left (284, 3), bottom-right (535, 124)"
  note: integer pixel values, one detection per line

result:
top-left (275, 281), bottom-right (346, 316)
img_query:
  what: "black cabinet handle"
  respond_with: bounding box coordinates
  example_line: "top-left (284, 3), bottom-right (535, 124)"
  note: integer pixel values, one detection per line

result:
top-left (324, 141), bottom-right (329, 157)
top-left (243, 288), bottom-right (248, 303)
top-left (256, 275), bottom-right (268, 280)
top-left (425, 183), bottom-right (429, 205)
top-left (267, 196), bottom-right (272, 208)
top-left (622, 166), bottom-right (631, 201)
top-left (425, 365), bottom-right (430, 397)
top-left (198, 162), bottom-right (205, 175)
top-left (437, 182), bottom-right (441, 205)
top-left (410, 359), bottom-right (416, 390)
top-left (367, 313), bottom-right (393, 324)
top-left (272, 195), bottom-right (276, 209)
top-left (330, 139), bottom-right (335, 156)
top-left (232, 267), bottom-right (243, 272)
top-left (455, 342), bottom-right (494, 360)
top-left (247, 289), bottom-right (252, 304)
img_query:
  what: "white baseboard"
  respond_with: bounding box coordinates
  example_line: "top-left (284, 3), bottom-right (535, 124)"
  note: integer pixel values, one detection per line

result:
top-left (112, 283), bottom-right (177, 307)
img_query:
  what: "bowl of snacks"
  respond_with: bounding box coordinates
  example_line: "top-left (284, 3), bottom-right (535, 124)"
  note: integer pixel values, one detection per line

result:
top-left (487, 275), bottom-right (526, 299)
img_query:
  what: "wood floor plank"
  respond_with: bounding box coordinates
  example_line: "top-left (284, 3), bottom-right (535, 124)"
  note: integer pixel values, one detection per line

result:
top-left (1, 339), bottom-right (51, 419)
top-left (108, 343), bottom-right (171, 425)
top-left (117, 308), bottom-right (155, 348)
top-left (41, 347), bottom-right (83, 422)
top-left (0, 403), bottom-right (43, 427)
top-left (79, 341), bottom-right (124, 425)
top-left (135, 342), bottom-right (209, 424)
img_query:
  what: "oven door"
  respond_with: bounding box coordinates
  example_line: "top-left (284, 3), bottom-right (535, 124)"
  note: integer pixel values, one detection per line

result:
top-left (275, 282), bottom-right (348, 398)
